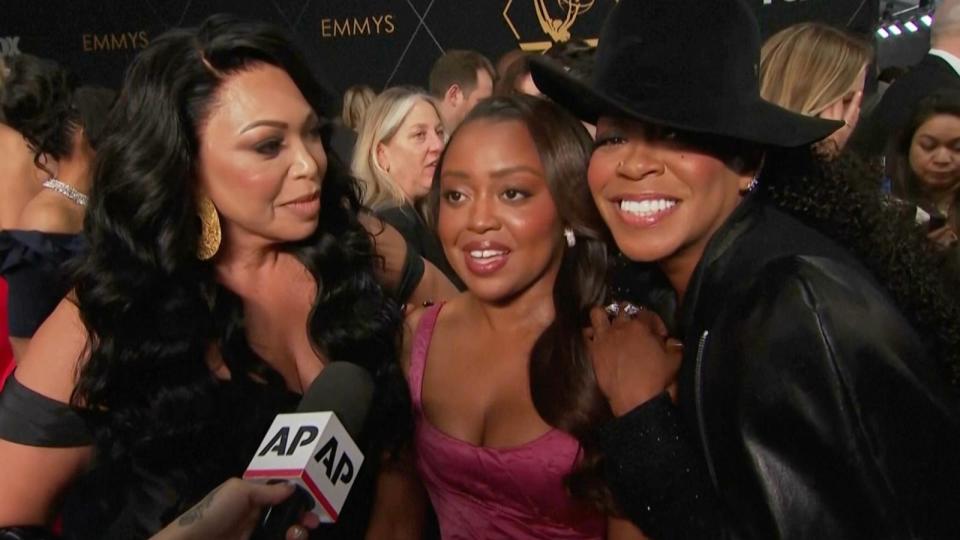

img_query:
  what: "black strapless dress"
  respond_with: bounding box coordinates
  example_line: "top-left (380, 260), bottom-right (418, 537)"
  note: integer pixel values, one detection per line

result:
top-left (0, 374), bottom-right (379, 539)
top-left (0, 230), bottom-right (86, 338)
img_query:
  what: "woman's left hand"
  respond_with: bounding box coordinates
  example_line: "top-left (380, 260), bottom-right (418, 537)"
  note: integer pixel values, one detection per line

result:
top-left (151, 478), bottom-right (320, 540)
top-left (587, 305), bottom-right (683, 416)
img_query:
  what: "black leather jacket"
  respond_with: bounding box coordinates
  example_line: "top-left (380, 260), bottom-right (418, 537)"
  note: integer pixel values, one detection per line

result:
top-left (597, 196), bottom-right (960, 539)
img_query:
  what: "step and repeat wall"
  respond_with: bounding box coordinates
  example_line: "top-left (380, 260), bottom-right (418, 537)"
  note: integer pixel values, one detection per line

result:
top-left (1, 0), bottom-right (877, 113)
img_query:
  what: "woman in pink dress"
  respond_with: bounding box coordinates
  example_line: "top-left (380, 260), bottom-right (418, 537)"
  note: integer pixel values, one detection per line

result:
top-left (394, 95), bottom-right (648, 539)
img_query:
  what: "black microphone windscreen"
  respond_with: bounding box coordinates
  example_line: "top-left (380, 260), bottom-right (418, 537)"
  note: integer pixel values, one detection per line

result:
top-left (296, 361), bottom-right (374, 438)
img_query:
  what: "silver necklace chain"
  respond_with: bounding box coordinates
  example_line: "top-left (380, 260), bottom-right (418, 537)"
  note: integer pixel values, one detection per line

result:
top-left (41, 177), bottom-right (88, 207)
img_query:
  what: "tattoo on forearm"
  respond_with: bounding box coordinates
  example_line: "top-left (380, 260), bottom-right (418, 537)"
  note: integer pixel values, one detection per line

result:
top-left (178, 485), bottom-right (223, 526)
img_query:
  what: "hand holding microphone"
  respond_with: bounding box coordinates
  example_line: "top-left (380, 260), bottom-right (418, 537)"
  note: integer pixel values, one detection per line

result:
top-left (151, 479), bottom-right (319, 540)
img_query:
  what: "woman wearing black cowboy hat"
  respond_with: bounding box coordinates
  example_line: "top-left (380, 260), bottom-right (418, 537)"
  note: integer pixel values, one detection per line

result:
top-left (531, 1), bottom-right (960, 538)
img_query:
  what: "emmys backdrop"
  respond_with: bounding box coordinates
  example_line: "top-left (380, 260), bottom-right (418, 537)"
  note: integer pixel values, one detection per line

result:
top-left (1, 0), bottom-right (876, 112)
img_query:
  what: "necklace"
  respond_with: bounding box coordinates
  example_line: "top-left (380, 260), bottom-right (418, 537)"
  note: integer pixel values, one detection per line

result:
top-left (42, 177), bottom-right (89, 207)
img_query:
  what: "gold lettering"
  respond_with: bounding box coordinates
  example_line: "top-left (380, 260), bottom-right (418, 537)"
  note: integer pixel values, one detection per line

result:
top-left (353, 17), bottom-right (371, 35)
top-left (109, 34), bottom-right (128, 49)
top-left (93, 34), bottom-right (110, 50)
top-left (82, 31), bottom-right (148, 52)
top-left (320, 14), bottom-right (395, 38)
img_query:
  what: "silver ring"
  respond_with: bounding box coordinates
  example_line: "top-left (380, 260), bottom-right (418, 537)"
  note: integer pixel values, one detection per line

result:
top-left (622, 302), bottom-right (643, 317)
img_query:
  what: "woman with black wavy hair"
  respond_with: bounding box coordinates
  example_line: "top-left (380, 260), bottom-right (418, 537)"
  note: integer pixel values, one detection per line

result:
top-left (0, 53), bottom-right (115, 361)
top-left (0, 14), bottom-right (451, 539)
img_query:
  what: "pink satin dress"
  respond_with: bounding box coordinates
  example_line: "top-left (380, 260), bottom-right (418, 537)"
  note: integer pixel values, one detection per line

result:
top-left (409, 303), bottom-right (606, 539)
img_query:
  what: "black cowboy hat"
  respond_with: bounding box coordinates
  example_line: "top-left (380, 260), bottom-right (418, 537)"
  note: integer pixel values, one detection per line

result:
top-left (530, 0), bottom-right (842, 147)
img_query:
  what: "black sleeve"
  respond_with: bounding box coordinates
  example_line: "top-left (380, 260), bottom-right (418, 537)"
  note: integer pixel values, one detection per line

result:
top-left (720, 257), bottom-right (960, 539)
top-left (376, 207), bottom-right (419, 249)
top-left (0, 231), bottom-right (83, 338)
top-left (5, 264), bottom-right (68, 338)
top-left (374, 208), bottom-right (426, 304)
top-left (0, 375), bottom-right (92, 447)
top-left (393, 237), bottom-right (425, 305)
top-left (597, 394), bottom-right (725, 539)
top-left (597, 257), bottom-right (960, 539)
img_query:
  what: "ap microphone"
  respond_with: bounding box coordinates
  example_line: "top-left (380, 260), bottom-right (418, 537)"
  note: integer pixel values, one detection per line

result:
top-left (245, 361), bottom-right (374, 538)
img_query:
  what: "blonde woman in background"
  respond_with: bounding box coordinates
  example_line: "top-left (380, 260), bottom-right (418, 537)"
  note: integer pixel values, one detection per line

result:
top-left (761, 22), bottom-right (872, 159)
top-left (341, 84), bottom-right (376, 132)
top-left (353, 85), bottom-right (463, 288)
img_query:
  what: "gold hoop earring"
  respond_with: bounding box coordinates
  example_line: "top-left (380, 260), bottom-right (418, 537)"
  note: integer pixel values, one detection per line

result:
top-left (197, 196), bottom-right (221, 261)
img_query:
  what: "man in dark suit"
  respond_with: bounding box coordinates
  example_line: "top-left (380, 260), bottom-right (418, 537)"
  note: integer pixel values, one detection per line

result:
top-left (851, 0), bottom-right (960, 157)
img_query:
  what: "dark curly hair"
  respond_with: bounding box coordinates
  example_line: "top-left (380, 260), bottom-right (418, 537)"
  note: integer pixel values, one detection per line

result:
top-left (0, 54), bottom-right (115, 169)
top-left (69, 14), bottom-right (407, 514)
top-left (428, 95), bottom-right (616, 510)
top-left (760, 147), bottom-right (960, 387)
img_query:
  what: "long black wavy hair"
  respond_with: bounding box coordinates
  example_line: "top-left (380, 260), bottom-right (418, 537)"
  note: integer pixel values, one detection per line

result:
top-left (428, 95), bottom-right (616, 510)
top-left (69, 14), bottom-right (406, 507)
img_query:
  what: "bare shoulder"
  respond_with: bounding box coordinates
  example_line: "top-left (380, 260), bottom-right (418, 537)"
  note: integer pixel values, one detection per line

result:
top-left (18, 193), bottom-right (81, 233)
top-left (399, 295), bottom-right (466, 376)
top-left (15, 298), bottom-right (90, 404)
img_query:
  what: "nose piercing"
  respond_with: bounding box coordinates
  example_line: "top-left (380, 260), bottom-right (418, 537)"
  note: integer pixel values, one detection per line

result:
top-left (617, 161), bottom-right (624, 169)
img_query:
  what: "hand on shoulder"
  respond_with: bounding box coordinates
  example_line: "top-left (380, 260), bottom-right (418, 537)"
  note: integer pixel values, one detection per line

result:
top-left (586, 304), bottom-right (681, 416)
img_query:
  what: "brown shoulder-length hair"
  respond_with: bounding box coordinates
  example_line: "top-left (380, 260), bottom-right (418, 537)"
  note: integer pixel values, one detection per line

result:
top-left (427, 95), bottom-right (617, 510)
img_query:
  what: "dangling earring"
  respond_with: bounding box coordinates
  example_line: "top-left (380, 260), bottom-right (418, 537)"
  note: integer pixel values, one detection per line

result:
top-left (564, 227), bottom-right (576, 248)
top-left (196, 196), bottom-right (221, 261)
top-left (741, 155), bottom-right (765, 195)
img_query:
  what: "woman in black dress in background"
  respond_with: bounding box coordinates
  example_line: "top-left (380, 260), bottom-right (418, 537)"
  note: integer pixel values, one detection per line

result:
top-left (0, 15), bottom-right (452, 539)
top-left (0, 54), bottom-right (115, 361)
